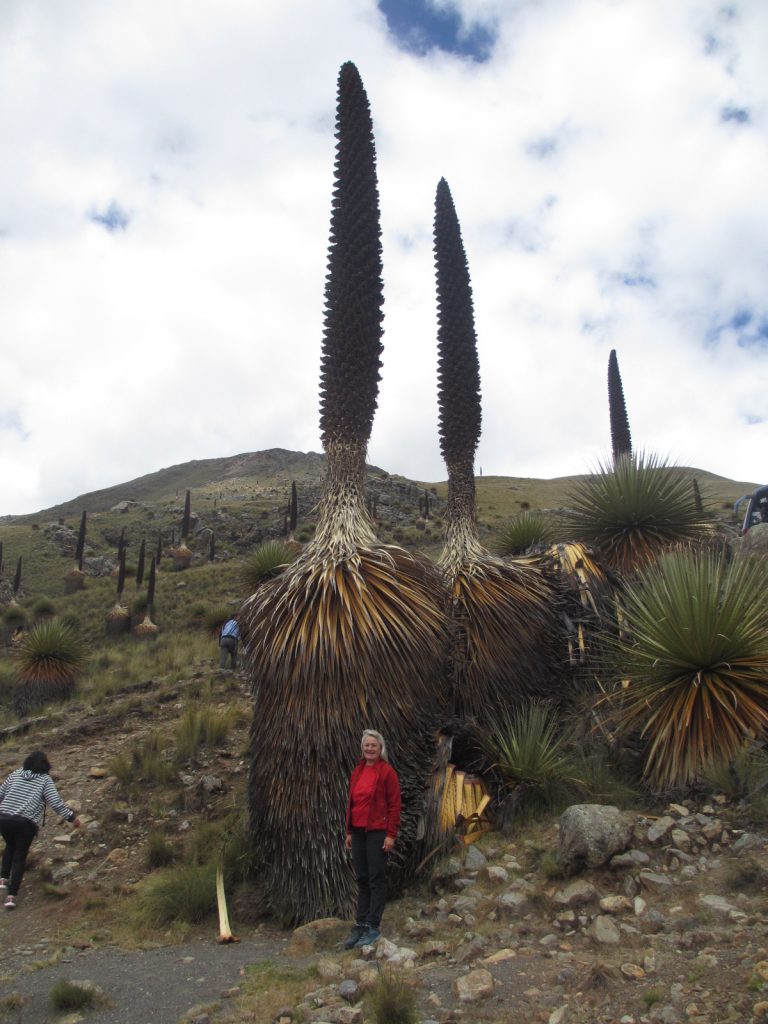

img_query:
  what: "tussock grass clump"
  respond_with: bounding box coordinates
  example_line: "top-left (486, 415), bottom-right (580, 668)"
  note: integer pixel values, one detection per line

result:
top-left (49, 979), bottom-right (102, 1013)
top-left (137, 861), bottom-right (216, 925)
top-left (31, 596), bottom-right (56, 620)
top-left (146, 831), bottom-right (178, 870)
top-left (367, 968), bottom-right (418, 1024)
top-left (724, 857), bottom-right (768, 894)
top-left (108, 732), bottom-right (175, 790)
top-left (175, 705), bottom-right (235, 762)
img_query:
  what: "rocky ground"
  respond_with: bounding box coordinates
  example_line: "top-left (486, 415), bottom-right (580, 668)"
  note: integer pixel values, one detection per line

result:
top-left (1, 671), bottom-right (768, 1024)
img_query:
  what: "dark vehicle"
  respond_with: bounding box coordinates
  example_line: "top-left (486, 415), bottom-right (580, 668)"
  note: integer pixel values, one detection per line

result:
top-left (736, 485), bottom-right (768, 535)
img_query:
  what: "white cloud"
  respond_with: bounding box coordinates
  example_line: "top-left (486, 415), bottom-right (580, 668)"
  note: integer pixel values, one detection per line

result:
top-left (1, 0), bottom-right (768, 513)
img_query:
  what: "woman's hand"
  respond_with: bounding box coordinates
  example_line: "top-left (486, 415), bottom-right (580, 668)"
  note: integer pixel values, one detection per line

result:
top-left (345, 833), bottom-right (352, 851)
top-left (72, 816), bottom-right (82, 828)
top-left (383, 835), bottom-right (394, 853)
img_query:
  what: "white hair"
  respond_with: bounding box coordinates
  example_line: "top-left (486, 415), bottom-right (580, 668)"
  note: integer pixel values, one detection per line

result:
top-left (361, 729), bottom-right (388, 762)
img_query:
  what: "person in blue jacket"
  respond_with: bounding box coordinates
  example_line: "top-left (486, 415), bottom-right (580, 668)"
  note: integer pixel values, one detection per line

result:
top-left (219, 614), bottom-right (241, 670)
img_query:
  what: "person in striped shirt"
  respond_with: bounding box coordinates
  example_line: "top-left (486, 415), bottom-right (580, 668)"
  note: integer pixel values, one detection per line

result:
top-left (0, 751), bottom-right (81, 910)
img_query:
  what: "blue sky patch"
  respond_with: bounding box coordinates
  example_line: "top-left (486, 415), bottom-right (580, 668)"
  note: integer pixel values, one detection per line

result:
top-left (377, 0), bottom-right (496, 62)
top-left (0, 409), bottom-right (29, 440)
top-left (721, 104), bottom-right (750, 124)
top-left (706, 308), bottom-right (768, 349)
top-left (89, 201), bottom-right (130, 232)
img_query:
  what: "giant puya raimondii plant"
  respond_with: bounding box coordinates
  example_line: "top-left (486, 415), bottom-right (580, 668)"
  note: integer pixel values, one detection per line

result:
top-left (433, 178), bottom-right (556, 719)
top-left (244, 63), bottom-right (448, 926)
top-left (607, 349), bottom-right (632, 463)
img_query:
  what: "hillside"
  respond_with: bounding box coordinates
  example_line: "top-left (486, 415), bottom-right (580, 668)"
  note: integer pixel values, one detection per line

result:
top-left (0, 449), bottom-right (757, 622)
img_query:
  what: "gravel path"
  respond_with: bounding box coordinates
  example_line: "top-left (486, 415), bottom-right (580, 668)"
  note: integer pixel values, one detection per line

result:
top-left (1, 929), bottom-right (297, 1024)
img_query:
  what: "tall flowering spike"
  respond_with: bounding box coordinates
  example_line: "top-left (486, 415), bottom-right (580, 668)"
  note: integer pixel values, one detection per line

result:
top-left (136, 538), bottom-right (146, 588)
top-left (433, 178), bottom-right (560, 719)
top-left (608, 349), bottom-right (632, 461)
top-left (319, 61), bottom-right (384, 449)
top-left (434, 178), bottom-right (482, 471)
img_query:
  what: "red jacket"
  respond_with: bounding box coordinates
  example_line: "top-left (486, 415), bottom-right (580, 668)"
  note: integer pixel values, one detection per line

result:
top-left (345, 759), bottom-right (401, 839)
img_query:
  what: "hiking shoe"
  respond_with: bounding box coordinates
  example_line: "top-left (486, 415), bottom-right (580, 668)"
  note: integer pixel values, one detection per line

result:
top-left (4, 895), bottom-right (16, 910)
top-left (343, 924), bottom-right (366, 949)
top-left (354, 926), bottom-right (380, 947)
top-left (0, 878), bottom-right (7, 890)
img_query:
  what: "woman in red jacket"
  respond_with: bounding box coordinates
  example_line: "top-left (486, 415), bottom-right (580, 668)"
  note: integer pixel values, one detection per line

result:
top-left (344, 729), bottom-right (401, 949)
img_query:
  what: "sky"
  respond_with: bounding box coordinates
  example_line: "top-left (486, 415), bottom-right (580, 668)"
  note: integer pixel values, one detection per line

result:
top-left (1, 0), bottom-right (767, 514)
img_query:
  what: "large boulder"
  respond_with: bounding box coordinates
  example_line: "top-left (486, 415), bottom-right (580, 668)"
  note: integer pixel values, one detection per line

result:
top-left (558, 804), bottom-right (634, 873)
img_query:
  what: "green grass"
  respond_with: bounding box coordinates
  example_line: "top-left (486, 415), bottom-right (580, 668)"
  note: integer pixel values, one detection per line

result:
top-left (108, 732), bottom-right (175, 791)
top-left (145, 831), bottom-right (178, 870)
top-left (367, 968), bottom-right (418, 1024)
top-left (137, 861), bottom-right (216, 925)
top-left (175, 704), bottom-right (236, 762)
top-left (49, 979), bottom-right (103, 1012)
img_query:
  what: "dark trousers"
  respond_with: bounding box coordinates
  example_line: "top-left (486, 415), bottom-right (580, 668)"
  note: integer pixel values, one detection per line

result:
top-left (0, 817), bottom-right (38, 896)
top-left (219, 635), bottom-right (237, 669)
top-left (351, 828), bottom-right (388, 929)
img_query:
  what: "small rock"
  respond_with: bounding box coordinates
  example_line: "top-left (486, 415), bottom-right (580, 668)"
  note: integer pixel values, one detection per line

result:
top-left (553, 880), bottom-right (598, 907)
top-left (697, 894), bottom-right (740, 917)
top-left (549, 1007), bottom-right (570, 1024)
top-left (620, 962), bottom-right (645, 980)
top-left (753, 1001), bottom-right (768, 1019)
top-left (374, 937), bottom-right (399, 960)
top-left (464, 846), bottom-right (488, 871)
top-left (316, 958), bottom-right (343, 981)
top-left (89, 767), bottom-right (107, 778)
top-left (482, 865), bottom-right (509, 885)
top-left (648, 815), bottom-right (675, 843)
top-left (671, 829), bottom-right (691, 851)
top-left (588, 915), bottom-right (620, 945)
top-left (482, 948), bottom-right (516, 964)
top-left (453, 968), bottom-right (494, 1002)
top-left (497, 892), bottom-right (529, 916)
top-left (639, 870), bottom-right (673, 891)
top-left (599, 895), bottom-right (632, 914)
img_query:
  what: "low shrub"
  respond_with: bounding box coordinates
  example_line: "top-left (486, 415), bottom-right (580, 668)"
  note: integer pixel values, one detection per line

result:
top-left (146, 831), bottom-right (178, 870)
top-left (49, 980), bottom-right (101, 1013)
top-left (138, 861), bottom-right (216, 925)
top-left (367, 967), bottom-right (418, 1024)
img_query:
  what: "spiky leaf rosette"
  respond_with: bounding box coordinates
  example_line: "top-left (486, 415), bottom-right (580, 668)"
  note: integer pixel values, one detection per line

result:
top-left (561, 454), bottom-right (714, 574)
top-left (244, 65), bottom-right (446, 925)
top-left (606, 548), bottom-right (768, 788)
top-left (607, 349), bottom-right (632, 462)
top-left (433, 179), bottom-right (557, 716)
top-left (12, 620), bottom-right (86, 687)
top-left (319, 61), bottom-right (383, 449)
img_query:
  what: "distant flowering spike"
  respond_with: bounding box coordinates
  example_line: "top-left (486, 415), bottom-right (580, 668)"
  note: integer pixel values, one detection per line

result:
top-left (136, 538), bottom-right (146, 588)
top-left (182, 490), bottom-right (191, 541)
top-left (13, 556), bottom-right (22, 596)
top-left (608, 349), bottom-right (632, 461)
top-left (75, 511), bottom-right (87, 571)
top-left (146, 556), bottom-right (156, 611)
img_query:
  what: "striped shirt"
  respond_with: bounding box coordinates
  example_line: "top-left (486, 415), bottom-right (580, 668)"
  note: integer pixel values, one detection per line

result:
top-left (0, 769), bottom-right (75, 827)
